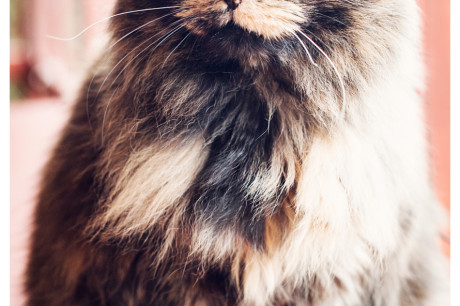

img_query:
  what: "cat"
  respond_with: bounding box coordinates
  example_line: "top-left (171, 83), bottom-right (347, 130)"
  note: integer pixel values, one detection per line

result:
top-left (25, 0), bottom-right (449, 305)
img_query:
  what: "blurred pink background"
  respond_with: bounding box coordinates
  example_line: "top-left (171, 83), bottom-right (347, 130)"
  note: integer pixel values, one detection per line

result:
top-left (10, 1), bottom-right (450, 305)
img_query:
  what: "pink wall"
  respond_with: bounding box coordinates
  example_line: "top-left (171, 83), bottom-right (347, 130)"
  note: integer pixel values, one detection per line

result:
top-left (420, 0), bottom-right (450, 209)
top-left (22, 0), bottom-right (115, 98)
top-left (419, 0), bottom-right (450, 254)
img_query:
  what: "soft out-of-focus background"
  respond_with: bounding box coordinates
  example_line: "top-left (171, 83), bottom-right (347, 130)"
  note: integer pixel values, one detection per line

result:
top-left (10, 0), bottom-right (450, 305)
top-left (10, 2), bottom-right (115, 305)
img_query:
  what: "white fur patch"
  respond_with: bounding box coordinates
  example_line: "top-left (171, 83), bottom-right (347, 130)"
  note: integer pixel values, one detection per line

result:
top-left (97, 136), bottom-right (208, 237)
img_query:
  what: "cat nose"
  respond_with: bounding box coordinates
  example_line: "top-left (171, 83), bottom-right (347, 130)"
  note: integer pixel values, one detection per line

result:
top-left (225, 0), bottom-right (241, 10)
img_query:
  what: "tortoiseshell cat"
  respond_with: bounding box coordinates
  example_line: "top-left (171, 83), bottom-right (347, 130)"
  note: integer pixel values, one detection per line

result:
top-left (26, 0), bottom-right (449, 305)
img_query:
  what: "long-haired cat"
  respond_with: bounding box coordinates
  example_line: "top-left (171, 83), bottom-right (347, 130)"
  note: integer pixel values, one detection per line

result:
top-left (26, 0), bottom-right (448, 305)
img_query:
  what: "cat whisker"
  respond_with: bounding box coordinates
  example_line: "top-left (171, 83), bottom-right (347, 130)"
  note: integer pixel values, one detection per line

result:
top-left (297, 30), bottom-right (347, 117)
top-left (101, 22), bottom-right (189, 144)
top-left (107, 9), bottom-right (184, 51)
top-left (46, 6), bottom-right (182, 41)
top-left (161, 31), bottom-right (192, 69)
top-left (145, 24), bottom-right (186, 59)
top-left (86, 74), bottom-right (97, 133)
top-left (86, 10), bottom-right (186, 129)
top-left (97, 35), bottom-right (157, 96)
top-left (147, 14), bottom-right (198, 59)
top-left (100, 33), bottom-right (162, 144)
top-left (98, 18), bottom-right (187, 96)
top-left (101, 82), bottom-right (122, 145)
top-left (310, 12), bottom-right (348, 27)
top-left (291, 32), bottom-right (319, 67)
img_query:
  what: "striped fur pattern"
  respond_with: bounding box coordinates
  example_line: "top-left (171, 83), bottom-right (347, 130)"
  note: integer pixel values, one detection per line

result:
top-left (26, 0), bottom-right (449, 305)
